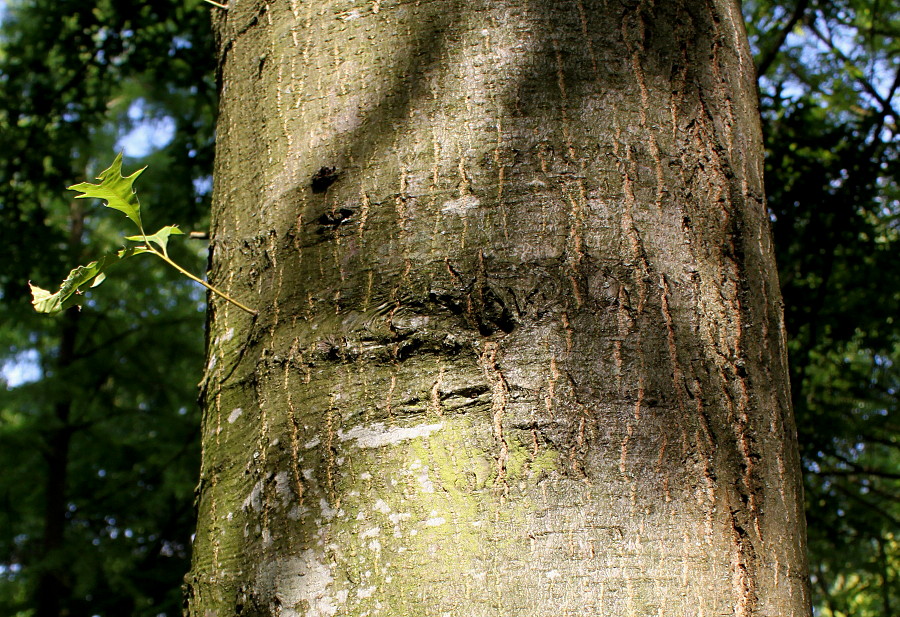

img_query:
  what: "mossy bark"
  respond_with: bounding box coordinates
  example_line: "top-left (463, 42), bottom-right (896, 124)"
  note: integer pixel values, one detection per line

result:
top-left (187, 1), bottom-right (810, 615)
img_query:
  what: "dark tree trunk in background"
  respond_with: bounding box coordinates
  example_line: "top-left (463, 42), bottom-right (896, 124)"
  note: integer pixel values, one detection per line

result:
top-left (35, 315), bottom-right (75, 617)
top-left (35, 204), bottom-right (84, 617)
top-left (187, 1), bottom-right (811, 615)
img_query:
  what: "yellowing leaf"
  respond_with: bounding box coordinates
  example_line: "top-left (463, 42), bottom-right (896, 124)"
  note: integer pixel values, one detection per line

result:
top-left (29, 247), bottom-right (140, 314)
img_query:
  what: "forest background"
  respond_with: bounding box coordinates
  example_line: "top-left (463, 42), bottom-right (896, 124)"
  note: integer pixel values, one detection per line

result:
top-left (0, 0), bottom-right (896, 616)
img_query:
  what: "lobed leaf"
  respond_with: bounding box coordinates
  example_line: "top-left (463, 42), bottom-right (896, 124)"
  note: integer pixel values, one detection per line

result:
top-left (125, 225), bottom-right (184, 253)
top-left (29, 247), bottom-right (140, 314)
top-left (69, 152), bottom-right (146, 229)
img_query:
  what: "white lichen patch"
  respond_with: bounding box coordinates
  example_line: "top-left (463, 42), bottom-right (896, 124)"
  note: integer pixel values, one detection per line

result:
top-left (360, 526), bottom-right (381, 539)
top-left (274, 471), bottom-right (292, 506)
top-left (357, 586), bottom-right (377, 599)
top-left (424, 516), bottom-right (447, 527)
top-left (319, 498), bottom-right (338, 520)
top-left (304, 436), bottom-right (321, 449)
top-left (242, 480), bottom-right (264, 512)
top-left (287, 505), bottom-right (306, 520)
top-left (416, 470), bottom-right (435, 493)
top-left (388, 512), bottom-right (411, 525)
top-left (338, 422), bottom-right (444, 449)
top-left (269, 550), bottom-right (342, 617)
top-left (338, 8), bottom-right (361, 20)
top-left (373, 499), bottom-right (391, 514)
top-left (441, 195), bottom-right (480, 214)
top-left (227, 407), bottom-right (243, 424)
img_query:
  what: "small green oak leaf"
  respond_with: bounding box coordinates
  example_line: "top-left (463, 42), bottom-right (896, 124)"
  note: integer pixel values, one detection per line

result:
top-left (29, 248), bottom-right (140, 314)
top-left (125, 225), bottom-right (184, 253)
top-left (68, 152), bottom-right (145, 229)
top-left (31, 155), bottom-right (256, 316)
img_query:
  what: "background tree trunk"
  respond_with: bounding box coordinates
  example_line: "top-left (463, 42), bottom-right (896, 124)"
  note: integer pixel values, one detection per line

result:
top-left (187, 1), bottom-right (810, 615)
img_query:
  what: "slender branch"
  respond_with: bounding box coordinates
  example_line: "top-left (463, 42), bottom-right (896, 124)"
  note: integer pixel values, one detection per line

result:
top-left (832, 482), bottom-right (900, 528)
top-left (877, 536), bottom-right (893, 617)
top-left (807, 20), bottom-right (900, 120)
top-left (154, 251), bottom-right (257, 316)
top-left (73, 315), bottom-right (200, 361)
top-left (830, 451), bottom-right (900, 476)
top-left (756, 0), bottom-right (810, 78)
top-left (812, 563), bottom-right (839, 617)
top-left (821, 452), bottom-right (900, 482)
top-left (884, 63), bottom-right (900, 110)
top-left (136, 229), bottom-right (256, 315)
top-left (203, 0), bottom-right (229, 9)
top-left (857, 433), bottom-right (900, 449)
top-left (818, 467), bottom-right (900, 481)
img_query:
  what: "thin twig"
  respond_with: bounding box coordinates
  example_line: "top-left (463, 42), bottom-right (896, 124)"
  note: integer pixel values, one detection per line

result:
top-left (756, 0), bottom-right (810, 78)
top-left (807, 20), bottom-right (899, 119)
top-left (157, 252), bottom-right (257, 316)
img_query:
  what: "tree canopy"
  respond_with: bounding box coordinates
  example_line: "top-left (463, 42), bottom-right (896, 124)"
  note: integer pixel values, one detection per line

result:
top-left (0, 1), bottom-right (217, 615)
top-left (746, 1), bottom-right (900, 614)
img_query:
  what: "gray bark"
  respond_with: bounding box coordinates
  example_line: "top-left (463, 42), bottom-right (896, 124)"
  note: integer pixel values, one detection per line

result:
top-left (187, 1), bottom-right (811, 615)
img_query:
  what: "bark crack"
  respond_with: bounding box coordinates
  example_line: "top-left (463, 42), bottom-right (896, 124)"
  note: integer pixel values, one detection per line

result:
top-left (480, 341), bottom-right (509, 491)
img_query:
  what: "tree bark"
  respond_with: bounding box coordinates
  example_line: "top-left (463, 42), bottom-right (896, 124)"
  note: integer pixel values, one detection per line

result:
top-left (188, 1), bottom-right (810, 615)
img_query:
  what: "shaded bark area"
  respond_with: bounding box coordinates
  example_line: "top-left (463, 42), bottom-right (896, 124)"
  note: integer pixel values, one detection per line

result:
top-left (188, 1), bottom-right (810, 615)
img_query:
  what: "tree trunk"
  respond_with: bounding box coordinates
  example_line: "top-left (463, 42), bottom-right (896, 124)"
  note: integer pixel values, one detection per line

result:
top-left (188, 1), bottom-right (810, 615)
top-left (35, 203), bottom-right (84, 617)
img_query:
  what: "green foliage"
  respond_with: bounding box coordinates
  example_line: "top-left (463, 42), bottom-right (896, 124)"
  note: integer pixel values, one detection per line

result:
top-left (69, 152), bottom-right (146, 229)
top-left (126, 225), bottom-right (184, 253)
top-left (32, 152), bottom-right (256, 319)
top-left (28, 153), bottom-right (255, 316)
top-left (1, 1), bottom-right (896, 616)
top-left (0, 1), bottom-right (219, 616)
top-left (745, 1), bottom-right (900, 614)
top-left (29, 247), bottom-right (138, 314)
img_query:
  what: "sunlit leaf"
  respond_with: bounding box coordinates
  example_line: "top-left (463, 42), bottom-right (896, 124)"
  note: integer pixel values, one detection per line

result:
top-left (125, 225), bottom-right (184, 253)
top-left (29, 247), bottom-right (139, 313)
top-left (68, 152), bottom-right (145, 229)
top-left (34, 155), bottom-right (253, 315)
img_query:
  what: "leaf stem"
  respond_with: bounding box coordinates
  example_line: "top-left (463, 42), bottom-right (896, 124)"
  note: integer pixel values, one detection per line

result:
top-left (154, 251), bottom-right (258, 316)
